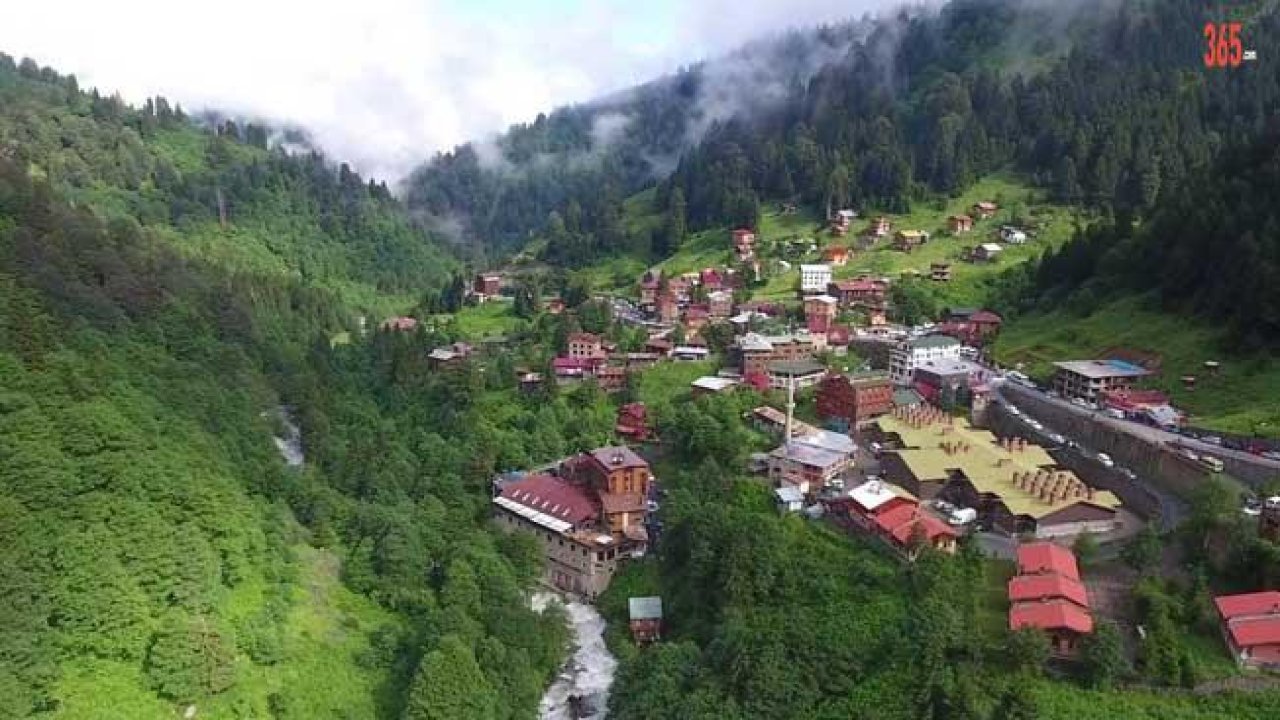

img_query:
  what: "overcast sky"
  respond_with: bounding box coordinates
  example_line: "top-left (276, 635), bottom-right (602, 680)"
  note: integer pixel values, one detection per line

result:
top-left (0, 0), bottom-right (899, 182)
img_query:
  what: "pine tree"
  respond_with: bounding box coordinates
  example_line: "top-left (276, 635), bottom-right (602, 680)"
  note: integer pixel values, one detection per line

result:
top-left (403, 635), bottom-right (500, 720)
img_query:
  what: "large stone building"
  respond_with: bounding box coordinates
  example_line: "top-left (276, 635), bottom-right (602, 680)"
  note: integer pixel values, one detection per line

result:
top-left (871, 406), bottom-right (1122, 537)
top-left (491, 446), bottom-right (653, 601)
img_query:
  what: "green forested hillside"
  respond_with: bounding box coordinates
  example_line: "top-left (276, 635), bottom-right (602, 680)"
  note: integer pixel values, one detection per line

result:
top-left (0, 55), bottom-right (576, 719)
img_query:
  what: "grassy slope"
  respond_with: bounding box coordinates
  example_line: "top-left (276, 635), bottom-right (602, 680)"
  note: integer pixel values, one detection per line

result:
top-left (994, 295), bottom-right (1280, 436)
top-left (651, 173), bottom-right (1082, 307)
top-left (50, 545), bottom-right (400, 719)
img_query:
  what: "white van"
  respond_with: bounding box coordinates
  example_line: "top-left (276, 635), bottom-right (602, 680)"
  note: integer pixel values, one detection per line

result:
top-left (1096, 453), bottom-right (1115, 468)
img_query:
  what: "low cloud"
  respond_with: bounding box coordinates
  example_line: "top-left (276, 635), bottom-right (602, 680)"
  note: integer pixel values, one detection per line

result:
top-left (0, 0), bottom-right (908, 183)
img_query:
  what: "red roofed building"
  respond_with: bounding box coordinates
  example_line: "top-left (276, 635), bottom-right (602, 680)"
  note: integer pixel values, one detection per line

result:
top-left (684, 304), bottom-right (710, 331)
top-left (829, 278), bottom-right (887, 307)
top-left (639, 273), bottom-right (662, 306)
top-left (616, 403), bottom-right (652, 441)
top-left (873, 502), bottom-right (958, 556)
top-left (1215, 591), bottom-right (1280, 668)
top-left (1017, 542), bottom-right (1081, 581)
top-left (381, 316), bottom-right (419, 332)
top-left (969, 310), bottom-right (1003, 336)
top-left (1008, 573), bottom-right (1090, 609)
top-left (1009, 600), bottom-right (1094, 652)
top-left (657, 295), bottom-right (679, 323)
top-left (699, 268), bottom-right (724, 290)
top-left (568, 332), bottom-right (606, 359)
top-left (817, 371), bottom-right (894, 428)
top-left (1009, 542), bottom-right (1093, 655)
top-left (493, 473), bottom-right (622, 600)
top-left (822, 246), bottom-right (851, 266)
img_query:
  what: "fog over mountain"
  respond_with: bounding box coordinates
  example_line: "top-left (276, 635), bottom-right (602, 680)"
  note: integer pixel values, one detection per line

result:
top-left (0, 0), bottom-right (908, 182)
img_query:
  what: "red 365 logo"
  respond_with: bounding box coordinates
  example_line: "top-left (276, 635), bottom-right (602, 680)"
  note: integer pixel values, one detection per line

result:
top-left (1204, 22), bottom-right (1244, 67)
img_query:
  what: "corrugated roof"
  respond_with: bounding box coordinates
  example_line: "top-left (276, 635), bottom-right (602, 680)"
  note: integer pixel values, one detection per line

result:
top-left (775, 486), bottom-right (805, 504)
top-left (1226, 616), bottom-right (1280, 648)
top-left (629, 596), bottom-right (663, 620)
top-left (1008, 573), bottom-right (1090, 608)
top-left (1215, 591), bottom-right (1280, 620)
top-left (772, 441), bottom-right (846, 469)
top-left (1010, 600), bottom-right (1093, 634)
top-left (1017, 543), bottom-right (1081, 581)
top-left (905, 335), bottom-right (961, 350)
top-left (497, 474), bottom-right (598, 528)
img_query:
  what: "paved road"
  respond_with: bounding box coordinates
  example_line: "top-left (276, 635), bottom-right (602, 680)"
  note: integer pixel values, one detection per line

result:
top-left (996, 379), bottom-right (1280, 472)
top-left (989, 379), bottom-right (1188, 531)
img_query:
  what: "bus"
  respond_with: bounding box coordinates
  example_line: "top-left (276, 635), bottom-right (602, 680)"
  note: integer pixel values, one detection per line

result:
top-left (1199, 455), bottom-right (1224, 473)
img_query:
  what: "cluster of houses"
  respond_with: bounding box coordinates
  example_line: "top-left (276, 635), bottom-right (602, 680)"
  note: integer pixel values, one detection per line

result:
top-left (491, 445), bottom-right (656, 601)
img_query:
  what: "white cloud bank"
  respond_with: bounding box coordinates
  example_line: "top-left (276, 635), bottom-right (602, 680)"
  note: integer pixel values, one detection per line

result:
top-left (0, 0), bottom-right (901, 182)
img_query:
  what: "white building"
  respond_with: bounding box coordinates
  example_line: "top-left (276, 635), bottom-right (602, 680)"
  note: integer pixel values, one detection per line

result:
top-left (889, 335), bottom-right (962, 386)
top-left (799, 264), bottom-right (833, 295)
top-left (1000, 226), bottom-right (1027, 244)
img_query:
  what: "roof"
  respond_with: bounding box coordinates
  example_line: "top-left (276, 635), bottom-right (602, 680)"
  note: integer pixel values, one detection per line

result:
top-left (979, 243), bottom-right (1004, 253)
top-left (738, 333), bottom-right (774, 351)
top-left (831, 278), bottom-right (885, 292)
top-left (382, 316), bottom-right (418, 331)
top-left (1053, 360), bottom-right (1151, 380)
top-left (629, 596), bottom-right (663, 621)
top-left (1216, 592), bottom-right (1280, 620)
top-left (692, 376), bottom-right (739, 392)
top-left (1226, 616), bottom-right (1280, 649)
top-left (969, 310), bottom-right (1002, 324)
top-left (794, 429), bottom-right (856, 455)
top-left (974, 201), bottom-right (998, 210)
top-left (673, 345), bottom-right (709, 356)
top-left (1008, 573), bottom-right (1090, 608)
top-left (806, 294), bottom-right (838, 305)
top-left (848, 480), bottom-right (900, 512)
top-left (949, 214), bottom-right (973, 222)
top-left (600, 492), bottom-right (646, 514)
top-left (775, 486), bottom-right (805, 504)
top-left (768, 360), bottom-right (826, 377)
top-left (893, 388), bottom-right (924, 407)
top-left (588, 446), bottom-right (649, 471)
top-left (874, 502), bottom-right (957, 545)
top-left (904, 335), bottom-right (961, 350)
top-left (1017, 542), bottom-right (1081, 581)
top-left (1010, 600), bottom-right (1094, 634)
top-left (772, 441), bottom-right (847, 469)
top-left (800, 264), bottom-right (832, 274)
top-left (496, 474), bottom-right (599, 530)
top-left (568, 332), bottom-right (601, 345)
top-left (876, 414), bottom-right (1121, 520)
top-left (897, 230), bottom-right (928, 239)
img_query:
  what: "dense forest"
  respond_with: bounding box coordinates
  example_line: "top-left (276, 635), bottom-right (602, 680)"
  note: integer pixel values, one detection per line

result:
top-left (406, 0), bottom-right (1280, 269)
top-left (0, 54), bottom-right (584, 718)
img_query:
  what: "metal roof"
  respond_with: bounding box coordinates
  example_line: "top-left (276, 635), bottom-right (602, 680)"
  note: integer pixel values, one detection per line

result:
top-left (775, 486), bottom-right (805, 504)
top-left (493, 496), bottom-right (573, 534)
top-left (629, 596), bottom-right (663, 620)
top-left (1053, 359), bottom-right (1151, 379)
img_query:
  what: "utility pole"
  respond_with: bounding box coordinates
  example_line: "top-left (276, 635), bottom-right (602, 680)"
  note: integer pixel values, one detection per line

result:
top-left (784, 372), bottom-right (796, 442)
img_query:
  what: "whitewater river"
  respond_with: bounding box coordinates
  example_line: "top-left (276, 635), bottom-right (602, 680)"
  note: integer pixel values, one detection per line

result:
top-left (269, 405), bottom-right (305, 467)
top-left (533, 592), bottom-right (618, 720)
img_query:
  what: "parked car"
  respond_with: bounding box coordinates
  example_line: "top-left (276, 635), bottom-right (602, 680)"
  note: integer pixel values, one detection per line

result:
top-left (1097, 453), bottom-right (1115, 468)
top-left (1071, 397), bottom-right (1088, 408)
top-left (646, 500), bottom-right (660, 512)
top-left (1263, 451), bottom-right (1280, 461)
top-left (1203, 436), bottom-right (1224, 446)
top-left (1119, 467), bottom-right (1138, 481)
top-left (1006, 405), bottom-right (1022, 416)
top-left (1047, 433), bottom-right (1066, 445)
top-left (1199, 455), bottom-right (1225, 473)
top-left (828, 478), bottom-right (846, 491)
top-left (1028, 420), bottom-right (1044, 431)
top-left (947, 508), bottom-right (978, 526)
top-left (1243, 497), bottom-right (1263, 516)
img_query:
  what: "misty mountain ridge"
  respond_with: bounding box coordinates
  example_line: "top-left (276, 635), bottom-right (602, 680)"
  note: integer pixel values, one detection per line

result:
top-left (401, 0), bottom-right (1126, 253)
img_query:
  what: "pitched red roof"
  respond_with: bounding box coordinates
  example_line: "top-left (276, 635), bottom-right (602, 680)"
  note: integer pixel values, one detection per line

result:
top-left (699, 268), bottom-right (724, 286)
top-left (1010, 600), bottom-right (1094, 634)
top-left (381, 316), bottom-right (419, 331)
top-left (619, 402), bottom-right (647, 420)
top-left (827, 325), bottom-right (852, 345)
top-left (969, 310), bottom-right (1002, 324)
top-left (1008, 573), bottom-right (1090, 609)
top-left (685, 305), bottom-right (709, 320)
top-left (1216, 591), bottom-right (1280, 620)
top-left (1225, 616), bottom-right (1280, 648)
top-left (1017, 542), bottom-right (1080, 581)
top-left (831, 279), bottom-right (884, 292)
top-left (875, 503), bottom-right (956, 545)
top-left (499, 474), bottom-right (598, 526)
top-left (568, 332), bottom-right (601, 345)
